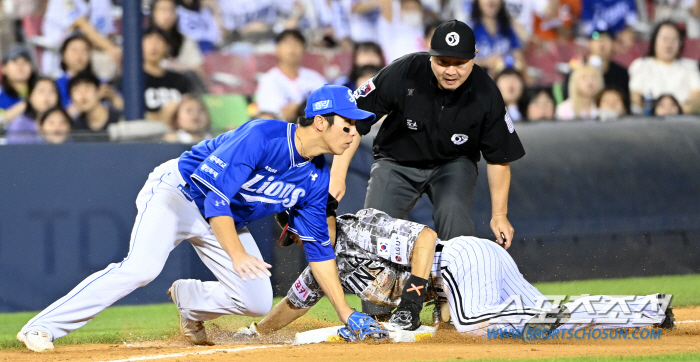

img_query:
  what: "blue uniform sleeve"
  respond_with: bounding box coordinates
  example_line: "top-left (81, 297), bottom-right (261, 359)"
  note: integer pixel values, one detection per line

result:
top-left (302, 240), bottom-right (336, 262)
top-left (189, 127), bottom-right (264, 205)
top-left (204, 190), bottom-right (234, 219)
top-left (287, 166), bottom-right (332, 262)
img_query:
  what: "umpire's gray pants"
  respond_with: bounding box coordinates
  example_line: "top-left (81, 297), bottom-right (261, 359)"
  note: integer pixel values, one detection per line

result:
top-left (361, 157), bottom-right (478, 315)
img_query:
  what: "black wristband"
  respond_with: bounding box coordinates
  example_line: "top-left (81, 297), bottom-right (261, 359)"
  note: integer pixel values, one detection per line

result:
top-left (400, 274), bottom-right (428, 306)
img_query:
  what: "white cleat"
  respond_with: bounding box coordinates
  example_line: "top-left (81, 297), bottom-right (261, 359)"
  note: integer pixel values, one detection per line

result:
top-left (17, 330), bottom-right (54, 352)
top-left (233, 322), bottom-right (262, 339)
top-left (168, 280), bottom-right (208, 345)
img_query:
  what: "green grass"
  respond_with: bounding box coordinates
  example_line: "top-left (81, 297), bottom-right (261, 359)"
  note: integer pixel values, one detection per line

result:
top-left (1, 274), bottom-right (698, 351)
top-left (532, 274), bottom-right (700, 307)
top-left (435, 352), bottom-right (700, 362)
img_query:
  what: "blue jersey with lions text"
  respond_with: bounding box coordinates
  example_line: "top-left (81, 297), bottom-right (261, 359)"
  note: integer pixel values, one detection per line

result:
top-left (178, 119), bottom-right (333, 262)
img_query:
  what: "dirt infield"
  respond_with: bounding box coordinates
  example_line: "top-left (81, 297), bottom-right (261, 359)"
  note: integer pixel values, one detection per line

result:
top-left (3, 307), bottom-right (699, 362)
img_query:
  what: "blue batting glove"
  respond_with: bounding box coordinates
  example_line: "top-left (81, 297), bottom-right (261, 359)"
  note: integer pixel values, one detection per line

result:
top-left (338, 311), bottom-right (390, 342)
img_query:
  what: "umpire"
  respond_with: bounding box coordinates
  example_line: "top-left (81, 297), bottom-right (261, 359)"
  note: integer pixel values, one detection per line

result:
top-left (328, 20), bottom-right (526, 317)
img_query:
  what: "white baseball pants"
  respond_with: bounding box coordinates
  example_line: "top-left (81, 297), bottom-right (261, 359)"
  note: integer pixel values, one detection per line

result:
top-left (22, 159), bottom-right (273, 340)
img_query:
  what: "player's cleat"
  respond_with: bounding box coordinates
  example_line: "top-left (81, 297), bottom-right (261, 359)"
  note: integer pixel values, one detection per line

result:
top-left (233, 322), bottom-right (262, 339)
top-left (388, 303), bottom-right (422, 331)
top-left (522, 305), bottom-right (571, 343)
top-left (168, 280), bottom-right (208, 345)
top-left (17, 330), bottom-right (54, 352)
top-left (659, 305), bottom-right (675, 330)
top-left (657, 295), bottom-right (675, 330)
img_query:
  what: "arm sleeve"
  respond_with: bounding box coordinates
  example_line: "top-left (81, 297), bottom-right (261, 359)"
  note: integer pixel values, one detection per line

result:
top-left (204, 190), bottom-right (234, 219)
top-left (354, 60), bottom-right (402, 135)
top-left (287, 168), bottom-right (333, 262)
top-left (189, 128), bottom-right (262, 204)
top-left (479, 85), bottom-right (526, 163)
top-left (286, 266), bottom-right (325, 309)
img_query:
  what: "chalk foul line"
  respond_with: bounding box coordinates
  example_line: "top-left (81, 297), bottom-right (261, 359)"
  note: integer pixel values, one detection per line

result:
top-left (98, 344), bottom-right (284, 362)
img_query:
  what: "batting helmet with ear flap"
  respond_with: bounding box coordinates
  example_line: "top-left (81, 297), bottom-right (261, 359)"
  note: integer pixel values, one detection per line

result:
top-left (275, 193), bottom-right (339, 247)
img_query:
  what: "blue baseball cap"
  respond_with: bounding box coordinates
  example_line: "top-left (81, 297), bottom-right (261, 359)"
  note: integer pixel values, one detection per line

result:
top-left (304, 85), bottom-right (376, 122)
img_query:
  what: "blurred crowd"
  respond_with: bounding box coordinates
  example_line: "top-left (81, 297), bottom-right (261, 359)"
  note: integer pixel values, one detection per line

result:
top-left (0, 0), bottom-right (699, 145)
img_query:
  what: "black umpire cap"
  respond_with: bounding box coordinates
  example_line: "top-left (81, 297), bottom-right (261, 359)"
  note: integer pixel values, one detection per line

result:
top-left (429, 20), bottom-right (476, 60)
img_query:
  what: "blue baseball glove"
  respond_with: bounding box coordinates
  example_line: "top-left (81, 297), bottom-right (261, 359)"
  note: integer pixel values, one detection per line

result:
top-left (337, 311), bottom-right (390, 342)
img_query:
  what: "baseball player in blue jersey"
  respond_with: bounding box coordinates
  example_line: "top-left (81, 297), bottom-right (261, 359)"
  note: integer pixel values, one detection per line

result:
top-left (17, 85), bottom-right (389, 352)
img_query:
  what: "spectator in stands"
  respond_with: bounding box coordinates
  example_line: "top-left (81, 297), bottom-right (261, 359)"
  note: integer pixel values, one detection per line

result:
top-left (347, 0), bottom-right (382, 43)
top-left (452, 0), bottom-right (548, 39)
top-left (424, 20), bottom-right (442, 49)
top-left (533, 0), bottom-right (581, 41)
top-left (579, 0), bottom-right (638, 38)
top-left (176, 0), bottom-right (221, 53)
top-left (653, 94), bottom-right (683, 116)
top-left (40, 0), bottom-right (120, 78)
top-left (377, 0), bottom-right (427, 62)
top-left (215, 0), bottom-right (285, 43)
top-left (556, 64), bottom-right (604, 120)
top-left (0, 46), bottom-right (37, 127)
top-left (38, 106), bottom-right (73, 144)
top-left (501, 0), bottom-right (549, 41)
top-left (628, 21), bottom-right (700, 114)
top-left (55, 34), bottom-right (124, 111)
top-left (163, 94), bottom-right (212, 144)
top-left (141, 26), bottom-right (194, 122)
top-left (354, 65), bottom-right (382, 90)
top-left (652, 0), bottom-right (700, 39)
top-left (149, 0), bottom-right (205, 75)
top-left (597, 87), bottom-right (628, 121)
top-left (471, 0), bottom-right (524, 75)
top-left (306, 0), bottom-right (353, 50)
top-left (56, 34), bottom-right (92, 109)
top-left (5, 77), bottom-right (61, 144)
top-left (523, 87), bottom-right (555, 121)
top-left (337, 41), bottom-right (385, 90)
top-left (255, 29), bottom-right (326, 122)
top-left (495, 68), bottom-right (525, 122)
top-left (69, 71), bottom-right (122, 142)
top-left (563, 28), bottom-right (630, 105)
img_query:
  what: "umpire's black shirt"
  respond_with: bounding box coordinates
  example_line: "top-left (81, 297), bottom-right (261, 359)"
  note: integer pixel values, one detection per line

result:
top-left (354, 53), bottom-right (525, 168)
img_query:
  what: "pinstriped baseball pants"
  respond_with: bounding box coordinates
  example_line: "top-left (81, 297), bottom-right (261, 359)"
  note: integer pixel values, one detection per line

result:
top-left (438, 236), bottom-right (668, 336)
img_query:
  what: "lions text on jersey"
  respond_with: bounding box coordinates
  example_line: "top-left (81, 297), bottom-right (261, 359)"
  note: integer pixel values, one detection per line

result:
top-left (178, 119), bottom-right (333, 262)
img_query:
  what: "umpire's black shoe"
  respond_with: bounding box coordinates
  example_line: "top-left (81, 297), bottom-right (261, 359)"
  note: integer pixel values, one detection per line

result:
top-left (522, 305), bottom-right (571, 343)
top-left (388, 302), bottom-right (422, 331)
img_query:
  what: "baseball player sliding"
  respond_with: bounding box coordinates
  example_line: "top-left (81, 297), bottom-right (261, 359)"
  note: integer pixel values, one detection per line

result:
top-left (235, 201), bottom-right (675, 342)
top-left (17, 85), bottom-right (389, 352)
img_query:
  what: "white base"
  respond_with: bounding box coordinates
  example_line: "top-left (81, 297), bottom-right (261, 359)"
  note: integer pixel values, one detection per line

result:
top-left (293, 323), bottom-right (436, 345)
